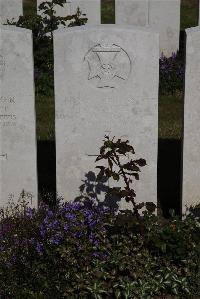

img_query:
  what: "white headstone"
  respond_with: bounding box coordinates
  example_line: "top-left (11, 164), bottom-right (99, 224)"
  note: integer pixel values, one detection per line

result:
top-left (148, 0), bottom-right (180, 57)
top-left (37, 0), bottom-right (101, 25)
top-left (115, 0), bottom-right (149, 27)
top-left (54, 25), bottom-right (159, 209)
top-left (0, 0), bottom-right (23, 24)
top-left (199, 0), bottom-right (200, 25)
top-left (115, 0), bottom-right (181, 57)
top-left (0, 26), bottom-right (38, 207)
top-left (182, 26), bottom-right (200, 213)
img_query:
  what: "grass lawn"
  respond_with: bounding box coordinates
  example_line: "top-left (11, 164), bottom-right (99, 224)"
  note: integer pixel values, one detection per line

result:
top-left (36, 95), bottom-right (55, 140)
top-left (102, 0), bottom-right (115, 24)
top-left (159, 94), bottom-right (183, 140)
top-left (181, 0), bottom-right (199, 30)
top-left (23, 0), bottom-right (36, 15)
top-left (23, 0), bottom-right (199, 141)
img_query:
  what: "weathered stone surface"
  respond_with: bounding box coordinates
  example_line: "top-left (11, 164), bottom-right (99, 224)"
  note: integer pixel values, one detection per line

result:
top-left (149, 0), bottom-right (180, 57)
top-left (0, 26), bottom-right (38, 207)
top-left (115, 0), bottom-right (181, 57)
top-left (0, 0), bottom-right (23, 24)
top-left (37, 0), bottom-right (101, 25)
top-left (115, 0), bottom-right (148, 27)
top-left (54, 25), bottom-right (159, 209)
top-left (182, 26), bottom-right (200, 213)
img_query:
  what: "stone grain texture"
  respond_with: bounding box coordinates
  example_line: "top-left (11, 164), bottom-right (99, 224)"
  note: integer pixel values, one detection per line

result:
top-left (182, 26), bottom-right (200, 213)
top-left (54, 25), bottom-right (159, 210)
top-left (0, 0), bottom-right (23, 24)
top-left (0, 26), bottom-right (38, 207)
top-left (115, 0), bottom-right (181, 57)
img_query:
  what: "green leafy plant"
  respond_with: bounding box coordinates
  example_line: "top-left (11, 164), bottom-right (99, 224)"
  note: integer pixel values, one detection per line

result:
top-left (37, 0), bottom-right (87, 38)
top-left (94, 136), bottom-right (157, 235)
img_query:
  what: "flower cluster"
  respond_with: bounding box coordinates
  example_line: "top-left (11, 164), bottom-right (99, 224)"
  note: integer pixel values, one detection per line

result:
top-left (0, 201), bottom-right (199, 298)
top-left (159, 52), bottom-right (185, 95)
top-left (0, 201), bottom-right (109, 266)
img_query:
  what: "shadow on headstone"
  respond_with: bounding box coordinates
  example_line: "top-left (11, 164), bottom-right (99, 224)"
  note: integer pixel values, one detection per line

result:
top-left (36, 138), bottom-right (182, 217)
top-left (188, 204), bottom-right (200, 218)
top-left (74, 171), bottom-right (120, 212)
top-left (158, 138), bottom-right (181, 217)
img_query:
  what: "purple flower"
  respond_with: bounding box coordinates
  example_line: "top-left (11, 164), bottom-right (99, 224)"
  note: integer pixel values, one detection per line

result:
top-left (171, 52), bottom-right (176, 59)
top-left (89, 233), bottom-right (99, 247)
top-left (92, 252), bottom-right (101, 258)
top-left (39, 224), bottom-right (46, 238)
top-left (63, 202), bottom-right (83, 213)
top-left (47, 210), bottom-right (54, 218)
top-left (47, 220), bottom-right (59, 230)
top-left (89, 219), bottom-right (99, 228)
top-left (64, 223), bottom-right (69, 231)
top-left (43, 217), bottom-right (49, 225)
top-left (10, 255), bottom-right (17, 264)
top-left (25, 207), bottom-right (35, 219)
top-left (92, 252), bottom-right (107, 260)
top-left (65, 213), bottom-right (76, 221)
top-left (73, 232), bottom-right (83, 238)
top-left (36, 242), bottom-right (44, 256)
top-left (49, 233), bottom-right (62, 245)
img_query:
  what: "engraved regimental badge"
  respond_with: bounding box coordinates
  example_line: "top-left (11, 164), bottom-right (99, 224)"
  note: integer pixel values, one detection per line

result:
top-left (84, 44), bottom-right (131, 89)
top-left (0, 54), bottom-right (5, 79)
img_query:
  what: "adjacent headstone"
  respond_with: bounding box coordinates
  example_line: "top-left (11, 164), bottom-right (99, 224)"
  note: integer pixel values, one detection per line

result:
top-left (37, 0), bottom-right (101, 25)
top-left (199, 0), bottom-right (200, 25)
top-left (0, 26), bottom-right (38, 207)
top-left (0, 0), bottom-right (23, 24)
top-left (148, 0), bottom-right (180, 57)
top-left (54, 25), bottom-right (159, 209)
top-left (115, 0), bottom-right (148, 27)
top-left (115, 0), bottom-right (181, 57)
top-left (182, 26), bottom-right (200, 213)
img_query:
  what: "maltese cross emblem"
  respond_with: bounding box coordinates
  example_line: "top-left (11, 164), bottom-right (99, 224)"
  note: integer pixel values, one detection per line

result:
top-left (84, 44), bottom-right (131, 89)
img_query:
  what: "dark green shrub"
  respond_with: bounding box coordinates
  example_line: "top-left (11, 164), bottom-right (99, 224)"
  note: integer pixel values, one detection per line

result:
top-left (0, 200), bottom-right (199, 298)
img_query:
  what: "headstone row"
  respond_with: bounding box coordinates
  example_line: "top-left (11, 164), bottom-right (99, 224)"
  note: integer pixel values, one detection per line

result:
top-left (1, 23), bottom-right (200, 213)
top-left (115, 0), bottom-right (181, 57)
top-left (37, 0), bottom-right (180, 57)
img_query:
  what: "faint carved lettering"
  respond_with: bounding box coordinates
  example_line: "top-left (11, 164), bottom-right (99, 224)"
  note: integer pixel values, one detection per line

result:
top-left (0, 54), bottom-right (5, 78)
top-left (0, 96), bottom-right (17, 127)
top-left (0, 154), bottom-right (7, 161)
